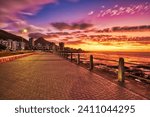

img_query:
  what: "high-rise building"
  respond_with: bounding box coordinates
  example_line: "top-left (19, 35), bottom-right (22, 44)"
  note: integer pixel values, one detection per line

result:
top-left (7, 39), bottom-right (13, 50)
top-left (52, 44), bottom-right (58, 53)
top-left (20, 42), bottom-right (25, 50)
top-left (59, 42), bottom-right (64, 51)
top-left (29, 38), bottom-right (34, 49)
top-left (12, 41), bottom-right (17, 51)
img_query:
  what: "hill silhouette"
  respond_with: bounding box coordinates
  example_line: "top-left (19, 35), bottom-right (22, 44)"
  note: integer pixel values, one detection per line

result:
top-left (0, 29), bottom-right (28, 43)
top-left (35, 37), bottom-right (54, 46)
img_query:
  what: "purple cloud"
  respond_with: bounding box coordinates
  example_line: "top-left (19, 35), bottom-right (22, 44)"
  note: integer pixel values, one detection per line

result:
top-left (51, 22), bottom-right (93, 30)
top-left (0, 0), bottom-right (56, 23)
top-left (28, 33), bottom-right (44, 38)
top-left (96, 2), bottom-right (150, 17)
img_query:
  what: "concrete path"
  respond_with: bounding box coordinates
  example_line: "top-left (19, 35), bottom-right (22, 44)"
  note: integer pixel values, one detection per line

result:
top-left (0, 53), bottom-right (147, 100)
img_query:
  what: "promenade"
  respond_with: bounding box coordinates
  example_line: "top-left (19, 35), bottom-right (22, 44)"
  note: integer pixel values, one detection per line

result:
top-left (0, 53), bottom-right (148, 100)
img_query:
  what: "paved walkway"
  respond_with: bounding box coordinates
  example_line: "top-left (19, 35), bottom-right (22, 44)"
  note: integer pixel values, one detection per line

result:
top-left (0, 53), bottom-right (147, 100)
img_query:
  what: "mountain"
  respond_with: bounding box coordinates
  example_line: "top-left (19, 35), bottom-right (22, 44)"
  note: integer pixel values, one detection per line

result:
top-left (0, 29), bottom-right (28, 43)
top-left (34, 37), bottom-right (54, 46)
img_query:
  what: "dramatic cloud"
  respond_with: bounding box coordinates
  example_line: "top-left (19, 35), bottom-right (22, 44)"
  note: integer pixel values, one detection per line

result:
top-left (77, 34), bottom-right (150, 48)
top-left (51, 22), bottom-right (93, 30)
top-left (0, 0), bottom-right (56, 23)
top-left (66, 39), bottom-right (86, 45)
top-left (72, 23), bottom-right (93, 30)
top-left (0, 23), bottom-right (9, 29)
top-left (51, 23), bottom-right (70, 30)
top-left (14, 23), bottom-right (47, 36)
top-left (28, 33), bottom-right (44, 38)
top-left (94, 25), bottom-right (150, 32)
top-left (19, 11), bottom-right (34, 16)
top-left (44, 34), bottom-right (59, 38)
top-left (26, 25), bottom-right (46, 32)
top-left (96, 3), bottom-right (150, 17)
top-left (27, 23), bottom-right (150, 51)
top-left (111, 25), bottom-right (150, 32)
top-left (47, 32), bottom-right (71, 35)
top-left (28, 32), bottom-right (59, 39)
top-left (12, 20), bottom-right (28, 28)
top-left (88, 11), bottom-right (94, 16)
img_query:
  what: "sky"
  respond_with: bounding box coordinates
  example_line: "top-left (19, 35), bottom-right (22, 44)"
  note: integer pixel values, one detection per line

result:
top-left (0, 0), bottom-right (150, 52)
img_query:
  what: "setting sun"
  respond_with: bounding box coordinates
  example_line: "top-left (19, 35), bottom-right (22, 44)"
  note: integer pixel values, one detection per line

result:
top-left (22, 29), bottom-right (28, 34)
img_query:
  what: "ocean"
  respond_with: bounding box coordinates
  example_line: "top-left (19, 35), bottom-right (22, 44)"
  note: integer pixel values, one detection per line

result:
top-left (77, 52), bottom-right (150, 79)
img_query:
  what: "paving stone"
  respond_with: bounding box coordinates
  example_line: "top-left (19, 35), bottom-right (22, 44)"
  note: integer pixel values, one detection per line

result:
top-left (0, 53), bottom-right (147, 100)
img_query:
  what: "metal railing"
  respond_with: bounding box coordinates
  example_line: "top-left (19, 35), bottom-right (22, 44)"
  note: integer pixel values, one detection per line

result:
top-left (58, 52), bottom-right (150, 83)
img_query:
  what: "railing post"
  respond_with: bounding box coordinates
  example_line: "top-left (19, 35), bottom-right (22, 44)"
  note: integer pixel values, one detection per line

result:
top-left (118, 57), bottom-right (125, 82)
top-left (71, 53), bottom-right (73, 61)
top-left (90, 55), bottom-right (93, 70)
top-left (77, 53), bottom-right (80, 64)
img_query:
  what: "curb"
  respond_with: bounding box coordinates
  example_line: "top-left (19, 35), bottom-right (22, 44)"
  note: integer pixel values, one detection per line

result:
top-left (0, 53), bottom-right (34, 63)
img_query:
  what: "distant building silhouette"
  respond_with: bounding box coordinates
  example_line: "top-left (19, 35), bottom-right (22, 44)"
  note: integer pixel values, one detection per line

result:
top-left (34, 37), bottom-right (54, 51)
top-left (12, 41), bottom-right (17, 51)
top-left (29, 38), bottom-right (34, 50)
top-left (20, 42), bottom-right (25, 50)
top-left (52, 44), bottom-right (58, 53)
top-left (7, 39), bottom-right (12, 50)
top-left (59, 42), bottom-right (64, 51)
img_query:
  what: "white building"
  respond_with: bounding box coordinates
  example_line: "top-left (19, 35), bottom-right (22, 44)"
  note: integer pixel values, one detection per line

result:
top-left (12, 41), bottom-right (17, 51)
top-left (7, 39), bottom-right (13, 50)
top-left (0, 39), bottom-right (26, 51)
top-left (21, 42), bottom-right (25, 50)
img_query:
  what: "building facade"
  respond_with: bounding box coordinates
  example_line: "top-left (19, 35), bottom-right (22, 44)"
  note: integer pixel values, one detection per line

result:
top-left (29, 38), bottom-right (34, 49)
top-left (0, 39), bottom-right (26, 51)
top-left (59, 42), bottom-right (64, 51)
